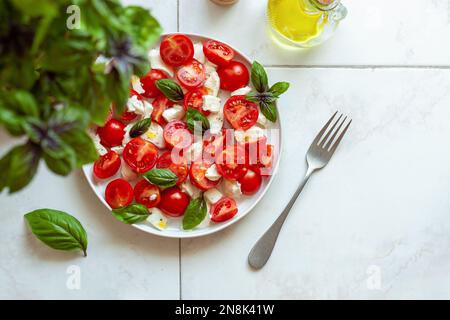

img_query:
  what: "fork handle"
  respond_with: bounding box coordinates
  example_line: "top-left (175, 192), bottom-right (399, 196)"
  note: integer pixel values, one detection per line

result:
top-left (248, 168), bottom-right (314, 269)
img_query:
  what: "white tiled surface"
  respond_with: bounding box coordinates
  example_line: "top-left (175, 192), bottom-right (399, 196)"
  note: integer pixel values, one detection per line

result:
top-left (2, 0), bottom-right (450, 299)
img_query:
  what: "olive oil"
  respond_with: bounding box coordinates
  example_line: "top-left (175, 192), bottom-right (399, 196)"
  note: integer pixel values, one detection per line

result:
top-left (267, 0), bottom-right (347, 47)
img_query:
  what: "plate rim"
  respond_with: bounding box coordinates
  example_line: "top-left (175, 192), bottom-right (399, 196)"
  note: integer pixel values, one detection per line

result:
top-left (82, 32), bottom-right (283, 238)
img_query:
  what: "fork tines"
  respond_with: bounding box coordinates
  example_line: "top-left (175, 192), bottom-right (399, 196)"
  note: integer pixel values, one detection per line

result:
top-left (316, 111), bottom-right (352, 152)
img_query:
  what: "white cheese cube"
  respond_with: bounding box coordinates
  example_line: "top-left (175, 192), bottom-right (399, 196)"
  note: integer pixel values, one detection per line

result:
top-left (204, 188), bottom-right (223, 204)
top-left (204, 61), bottom-right (217, 77)
top-left (193, 42), bottom-right (206, 64)
top-left (148, 49), bottom-right (174, 77)
top-left (234, 126), bottom-right (266, 144)
top-left (147, 207), bottom-right (168, 230)
top-left (204, 71), bottom-right (220, 97)
top-left (222, 179), bottom-right (242, 198)
top-left (121, 161), bottom-right (139, 181)
top-left (131, 75), bottom-right (145, 94)
top-left (162, 105), bottom-right (185, 122)
top-left (142, 122), bottom-right (165, 148)
top-left (181, 180), bottom-right (202, 199)
top-left (122, 123), bottom-right (133, 145)
top-left (231, 86), bottom-right (252, 96)
top-left (202, 95), bottom-right (221, 113)
top-left (256, 112), bottom-right (268, 128)
top-left (90, 132), bottom-right (108, 156)
top-left (205, 164), bottom-right (222, 181)
top-left (207, 111), bottom-right (224, 135)
top-left (126, 95), bottom-right (153, 119)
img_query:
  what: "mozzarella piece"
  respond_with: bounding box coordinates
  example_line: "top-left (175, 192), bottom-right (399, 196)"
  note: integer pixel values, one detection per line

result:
top-left (222, 179), bottom-right (242, 198)
top-left (131, 75), bottom-right (145, 94)
top-left (202, 95), bottom-right (221, 113)
top-left (256, 112), bottom-right (268, 128)
top-left (234, 126), bottom-right (266, 144)
top-left (204, 71), bottom-right (220, 97)
top-left (181, 180), bottom-right (202, 199)
top-left (204, 61), bottom-right (217, 77)
top-left (204, 188), bottom-right (223, 204)
top-left (148, 49), bottom-right (174, 77)
top-left (205, 164), bottom-right (222, 181)
top-left (90, 131), bottom-right (107, 156)
top-left (207, 110), bottom-right (224, 135)
top-left (231, 86), bottom-right (252, 96)
top-left (121, 161), bottom-right (139, 181)
top-left (126, 95), bottom-right (153, 119)
top-left (111, 145), bottom-right (124, 155)
top-left (142, 122), bottom-right (165, 148)
top-left (186, 141), bottom-right (203, 162)
top-left (147, 207), bottom-right (168, 230)
top-left (162, 105), bottom-right (185, 122)
top-left (193, 42), bottom-right (206, 63)
top-left (122, 123), bottom-right (133, 145)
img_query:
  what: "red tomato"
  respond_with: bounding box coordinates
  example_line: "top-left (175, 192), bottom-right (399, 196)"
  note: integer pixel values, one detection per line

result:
top-left (189, 161), bottom-right (220, 191)
top-left (120, 111), bottom-right (137, 122)
top-left (176, 59), bottom-right (206, 89)
top-left (238, 168), bottom-right (262, 195)
top-left (123, 137), bottom-right (158, 173)
top-left (183, 87), bottom-right (209, 115)
top-left (93, 151), bottom-right (121, 179)
top-left (257, 144), bottom-right (274, 176)
top-left (163, 120), bottom-right (193, 149)
top-left (210, 197), bottom-right (238, 223)
top-left (140, 69), bottom-right (169, 98)
top-left (152, 95), bottom-right (174, 125)
top-left (134, 179), bottom-right (161, 208)
top-left (223, 95), bottom-right (259, 130)
top-left (105, 179), bottom-right (134, 209)
top-left (158, 187), bottom-right (190, 217)
top-left (97, 119), bottom-right (126, 148)
top-left (160, 34), bottom-right (194, 67)
top-left (202, 130), bottom-right (226, 162)
top-left (156, 151), bottom-right (188, 186)
top-left (217, 60), bottom-right (249, 91)
top-left (215, 144), bottom-right (248, 180)
top-left (203, 40), bottom-right (235, 66)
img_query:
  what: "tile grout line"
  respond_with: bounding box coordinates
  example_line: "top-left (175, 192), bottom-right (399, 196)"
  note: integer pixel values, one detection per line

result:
top-left (177, 0), bottom-right (182, 302)
top-left (264, 64), bottom-right (450, 69)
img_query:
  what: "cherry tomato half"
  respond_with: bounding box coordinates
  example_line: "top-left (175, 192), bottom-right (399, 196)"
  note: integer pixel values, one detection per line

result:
top-left (176, 59), bottom-right (206, 89)
top-left (215, 144), bottom-right (248, 181)
top-left (97, 119), bottom-right (126, 148)
top-left (203, 40), bottom-right (235, 66)
top-left (134, 179), bottom-right (161, 208)
top-left (238, 167), bottom-right (262, 195)
top-left (158, 187), bottom-right (190, 217)
top-left (210, 197), bottom-right (238, 223)
top-left (202, 130), bottom-right (226, 162)
top-left (140, 69), bottom-right (169, 98)
top-left (189, 161), bottom-right (220, 191)
top-left (223, 95), bottom-right (259, 131)
top-left (183, 87), bottom-right (209, 115)
top-left (93, 151), bottom-right (121, 179)
top-left (105, 178), bottom-right (134, 209)
top-left (120, 111), bottom-right (137, 122)
top-left (123, 137), bottom-right (158, 173)
top-left (160, 34), bottom-right (194, 67)
top-left (152, 95), bottom-right (174, 125)
top-left (163, 120), bottom-right (193, 149)
top-left (156, 151), bottom-right (188, 186)
top-left (217, 60), bottom-right (249, 91)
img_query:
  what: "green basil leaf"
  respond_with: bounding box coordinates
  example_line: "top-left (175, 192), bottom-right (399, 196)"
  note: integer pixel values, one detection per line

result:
top-left (186, 107), bottom-right (210, 133)
top-left (155, 79), bottom-right (184, 102)
top-left (182, 197), bottom-right (207, 230)
top-left (269, 82), bottom-right (290, 97)
top-left (22, 118), bottom-right (46, 143)
top-left (60, 129), bottom-right (99, 167)
top-left (129, 118), bottom-right (152, 138)
top-left (144, 168), bottom-right (178, 188)
top-left (2, 90), bottom-right (39, 117)
top-left (43, 152), bottom-right (73, 176)
top-left (260, 101), bottom-right (278, 123)
top-left (0, 142), bottom-right (41, 193)
top-left (0, 107), bottom-right (26, 136)
top-left (49, 105), bottom-right (90, 133)
top-left (24, 209), bottom-right (88, 256)
top-left (111, 204), bottom-right (149, 224)
top-left (246, 92), bottom-right (277, 104)
top-left (251, 61), bottom-right (269, 93)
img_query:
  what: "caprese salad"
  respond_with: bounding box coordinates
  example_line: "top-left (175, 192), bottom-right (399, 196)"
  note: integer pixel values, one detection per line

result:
top-left (89, 34), bottom-right (288, 232)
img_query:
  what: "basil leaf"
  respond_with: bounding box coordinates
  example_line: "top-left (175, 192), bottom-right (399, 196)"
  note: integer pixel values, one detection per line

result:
top-left (0, 107), bottom-right (25, 136)
top-left (144, 168), bottom-right (178, 188)
top-left (269, 82), bottom-right (290, 97)
top-left (182, 197), bottom-right (207, 230)
top-left (24, 209), bottom-right (88, 257)
top-left (129, 118), bottom-right (152, 138)
top-left (111, 204), bottom-right (149, 224)
top-left (246, 92), bottom-right (277, 104)
top-left (251, 61), bottom-right (269, 93)
top-left (49, 106), bottom-right (90, 133)
top-left (186, 107), bottom-right (210, 133)
top-left (2, 90), bottom-right (39, 117)
top-left (156, 79), bottom-right (184, 102)
top-left (260, 101), bottom-right (278, 123)
top-left (60, 129), bottom-right (99, 167)
top-left (22, 118), bottom-right (46, 144)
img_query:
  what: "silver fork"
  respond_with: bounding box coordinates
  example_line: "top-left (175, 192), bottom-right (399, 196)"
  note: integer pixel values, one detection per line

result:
top-left (248, 111), bottom-right (352, 269)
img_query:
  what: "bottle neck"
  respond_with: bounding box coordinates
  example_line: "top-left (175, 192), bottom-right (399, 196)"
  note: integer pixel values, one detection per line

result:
top-left (307, 0), bottom-right (340, 11)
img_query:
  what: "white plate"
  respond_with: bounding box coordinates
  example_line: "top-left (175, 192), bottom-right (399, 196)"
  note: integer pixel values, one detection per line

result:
top-left (82, 33), bottom-right (282, 238)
